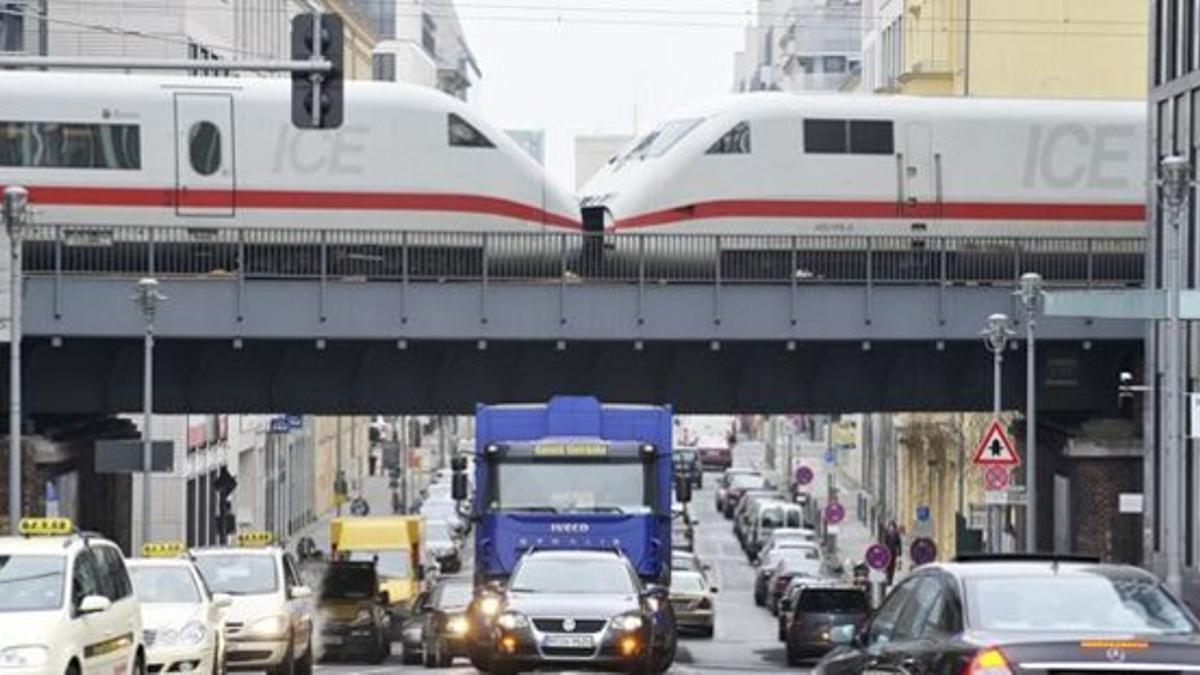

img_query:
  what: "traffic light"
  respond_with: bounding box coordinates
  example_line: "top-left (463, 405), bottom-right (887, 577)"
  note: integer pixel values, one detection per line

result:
top-left (291, 13), bottom-right (344, 129)
top-left (214, 467), bottom-right (238, 540)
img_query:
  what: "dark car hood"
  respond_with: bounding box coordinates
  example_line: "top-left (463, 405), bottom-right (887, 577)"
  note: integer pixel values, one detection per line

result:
top-left (505, 592), bottom-right (641, 619)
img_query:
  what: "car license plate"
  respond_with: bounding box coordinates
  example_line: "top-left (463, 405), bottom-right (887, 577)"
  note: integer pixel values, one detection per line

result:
top-left (543, 635), bottom-right (594, 649)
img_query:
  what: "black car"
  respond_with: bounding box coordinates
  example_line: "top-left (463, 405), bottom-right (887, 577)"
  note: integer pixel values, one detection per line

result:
top-left (816, 555), bottom-right (1200, 674)
top-left (425, 518), bottom-right (464, 574)
top-left (673, 449), bottom-right (703, 489)
top-left (780, 583), bottom-right (868, 665)
top-left (488, 549), bottom-right (677, 675)
top-left (421, 579), bottom-right (475, 668)
top-left (400, 589), bottom-right (430, 665)
top-left (316, 562), bottom-right (391, 664)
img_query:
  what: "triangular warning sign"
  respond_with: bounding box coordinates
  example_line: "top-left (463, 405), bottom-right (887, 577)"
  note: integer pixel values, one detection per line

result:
top-left (972, 420), bottom-right (1021, 467)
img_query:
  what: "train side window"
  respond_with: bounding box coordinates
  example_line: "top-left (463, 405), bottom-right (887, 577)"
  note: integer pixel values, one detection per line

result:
top-left (448, 113), bottom-right (495, 148)
top-left (849, 120), bottom-right (894, 154)
top-left (188, 121), bottom-right (222, 176)
top-left (804, 119), bottom-right (848, 154)
top-left (706, 121), bottom-right (751, 155)
top-left (0, 121), bottom-right (141, 169)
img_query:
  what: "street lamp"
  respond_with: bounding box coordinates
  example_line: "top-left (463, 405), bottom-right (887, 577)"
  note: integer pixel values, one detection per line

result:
top-left (134, 278), bottom-right (165, 547)
top-left (1016, 272), bottom-right (1043, 553)
top-left (2, 187), bottom-right (26, 534)
top-left (1159, 155), bottom-right (1193, 597)
top-left (981, 312), bottom-right (1014, 554)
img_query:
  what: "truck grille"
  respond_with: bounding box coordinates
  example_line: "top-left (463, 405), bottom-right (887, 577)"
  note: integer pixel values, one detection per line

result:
top-left (532, 618), bottom-right (607, 633)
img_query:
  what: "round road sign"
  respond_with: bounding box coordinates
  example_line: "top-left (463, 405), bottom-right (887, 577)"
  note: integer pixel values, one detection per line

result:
top-left (910, 537), bottom-right (938, 566)
top-left (984, 466), bottom-right (1010, 491)
top-left (865, 543), bottom-right (892, 571)
top-left (824, 501), bottom-right (845, 525)
top-left (795, 465), bottom-right (814, 486)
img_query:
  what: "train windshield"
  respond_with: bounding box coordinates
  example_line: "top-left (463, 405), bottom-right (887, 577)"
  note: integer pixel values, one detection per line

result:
top-left (624, 118), bottom-right (704, 160)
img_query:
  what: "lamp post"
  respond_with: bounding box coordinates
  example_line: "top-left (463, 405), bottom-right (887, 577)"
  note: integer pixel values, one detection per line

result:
top-left (1016, 272), bottom-right (1043, 552)
top-left (982, 313), bottom-right (1014, 554)
top-left (1160, 155), bottom-right (1192, 597)
top-left (134, 278), bottom-right (165, 546)
top-left (2, 187), bottom-right (26, 534)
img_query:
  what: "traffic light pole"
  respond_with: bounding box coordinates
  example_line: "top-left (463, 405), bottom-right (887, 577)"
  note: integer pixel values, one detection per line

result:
top-left (3, 187), bottom-right (26, 535)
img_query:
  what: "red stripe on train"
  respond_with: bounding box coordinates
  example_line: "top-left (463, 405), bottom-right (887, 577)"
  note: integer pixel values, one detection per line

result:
top-left (614, 199), bottom-right (1147, 229)
top-left (1, 185), bottom-right (583, 230)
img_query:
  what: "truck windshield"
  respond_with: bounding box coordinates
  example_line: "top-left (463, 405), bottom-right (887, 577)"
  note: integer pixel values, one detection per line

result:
top-left (346, 551), bottom-right (411, 580)
top-left (491, 460), bottom-right (649, 513)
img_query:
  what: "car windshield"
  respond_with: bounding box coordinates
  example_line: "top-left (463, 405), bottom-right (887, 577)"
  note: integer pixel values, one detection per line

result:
top-left (320, 566), bottom-right (376, 600)
top-left (967, 575), bottom-right (1197, 634)
top-left (129, 566), bottom-right (201, 604)
top-left (729, 474), bottom-right (766, 489)
top-left (346, 551), bottom-right (411, 580)
top-left (0, 555), bottom-right (65, 611)
top-left (777, 547), bottom-right (822, 564)
top-left (491, 460), bottom-right (648, 513)
top-left (193, 555), bottom-right (278, 595)
top-left (798, 589), bottom-right (868, 613)
top-left (435, 583), bottom-right (473, 608)
top-left (672, 573), bottom-right (707, 593)
top-left (511, 557), bottom-right (637, 595)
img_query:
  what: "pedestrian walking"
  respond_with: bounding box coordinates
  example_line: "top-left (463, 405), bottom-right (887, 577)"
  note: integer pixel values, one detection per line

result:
top-left (884, 520), bottom-right (902, 586)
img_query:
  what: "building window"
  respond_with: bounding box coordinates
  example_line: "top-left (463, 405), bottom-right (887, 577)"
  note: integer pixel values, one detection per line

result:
top-left (421, 12), bottom-right (437, 58)
top-left (706, 122), bottom-right (751, 155)
top-left (804, 119), bottom-right (895, 155)
top-left (0, 2), bottom-right (22, 53)
top-left (447, 113), bottom-right (494, 148)
top-left (373, 52), bottom-right (396, 82)
top-left (188, 121), bottom-right (222, 176)
top-left (822, 55), bottom-right (847, 74)
top-left (0, 121), bottom-right (141, 169)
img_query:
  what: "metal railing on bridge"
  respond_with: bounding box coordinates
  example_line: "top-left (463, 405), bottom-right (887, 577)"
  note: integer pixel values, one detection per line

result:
top-left (20, 226), bottom-right (1145, 287)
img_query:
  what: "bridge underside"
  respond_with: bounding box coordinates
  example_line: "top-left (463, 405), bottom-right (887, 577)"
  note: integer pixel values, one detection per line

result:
top-left (8, 338), bottom-right (1141, 415)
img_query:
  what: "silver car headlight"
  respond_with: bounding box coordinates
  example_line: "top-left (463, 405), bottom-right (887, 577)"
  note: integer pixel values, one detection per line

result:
top-left (246, 615), bottom-right (289, 639)
top-left (612, 614), bottom-right (644, 632)
top-left (180, 621), bottom-right (207, 645)
top-left (0, 646), bottom-right (49, 669)
top-left (496, 612), bottom-right (529, 630)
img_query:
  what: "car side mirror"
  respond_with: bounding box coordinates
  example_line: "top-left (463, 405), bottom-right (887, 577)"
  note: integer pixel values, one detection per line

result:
top-left (78, 595), bottom-right (111, 615)
top-left (829, 624), bottom-right (856, 646)
top-left (289, 586), bottom-right (313, 600)
top-left (452, 473), bottom-right (468, 501)
top-left (212, 593), bottom-right (233, 609)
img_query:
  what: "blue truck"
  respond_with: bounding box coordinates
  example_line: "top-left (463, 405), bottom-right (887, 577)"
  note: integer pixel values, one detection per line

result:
top-left (453, 396), bottom-right (677, 586)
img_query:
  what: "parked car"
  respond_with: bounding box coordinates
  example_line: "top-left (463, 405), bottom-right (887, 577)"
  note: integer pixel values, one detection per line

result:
top-left (696, 437), bottom-right (733, 470)
top-left (424, 519), bottom-right (463, 574)
top-left (756, 527), bottom-right (819, 564)
top-left (783, 584), bottom-right (869, 666)
top-left (815, 555), bottom-right (1200, 674)
top-left (755, 544), bottom-right (824, 607)
top-left (399, 589), bottom-right (429, 665)
top-left (724, 473), bottom-right (771, 519)
top-left (745, 500), bottom-right (806, 560)
top-left (669, 571), bottom-right (717, 638)
top-left (733, 490), bottom-right (781, 544)
top-left (671, 550), bottom-right (711, 580)
top-left (420, 579), bottom-right (474, 668)
top-left (715, 468), bottom-right (757, 512)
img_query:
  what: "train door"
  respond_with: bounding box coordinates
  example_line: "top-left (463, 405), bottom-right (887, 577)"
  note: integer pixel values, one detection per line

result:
top-left (903, 122), bottom-right (939, 220)
top-left (174, 93), bottom-right (235, 217)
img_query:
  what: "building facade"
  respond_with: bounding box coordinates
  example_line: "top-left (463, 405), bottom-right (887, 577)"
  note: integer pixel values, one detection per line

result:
top-left (733, 0), bottom-right (863, 93)
top-left (861, 0), bottom-right (1147, 97)
top-left (1150, 0), bottom-right (1200, 608)
top-left (367, 0), bottom-right (481, 100)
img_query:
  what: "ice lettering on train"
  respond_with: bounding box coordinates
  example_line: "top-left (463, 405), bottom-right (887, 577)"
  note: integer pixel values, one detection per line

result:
top-left (1023, 123), bottom-right (1136, 190)
top-left (271, 124), bottom-right (367, 175)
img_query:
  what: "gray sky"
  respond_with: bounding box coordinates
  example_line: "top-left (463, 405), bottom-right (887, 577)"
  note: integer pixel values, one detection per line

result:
top-left (458, 0), bottom-right (756, 188)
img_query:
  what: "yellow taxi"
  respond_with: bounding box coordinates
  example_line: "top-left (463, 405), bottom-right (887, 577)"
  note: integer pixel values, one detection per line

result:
top-left (190, 533), bottom-right (313, 675)
top-left (127, 543), bottom-right (231, 675)
top-left (0, 518), bottom-right (145, 675)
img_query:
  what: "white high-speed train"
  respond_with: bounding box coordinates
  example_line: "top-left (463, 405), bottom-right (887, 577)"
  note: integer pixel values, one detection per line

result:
top-left (0, 71), bottom-right (579, 232)
top-left (581, 93), bottom-right (1147, 239)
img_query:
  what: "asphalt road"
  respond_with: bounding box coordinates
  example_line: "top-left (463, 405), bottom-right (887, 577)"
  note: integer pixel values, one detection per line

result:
top-left (312, 475), bottom-right (812, 674)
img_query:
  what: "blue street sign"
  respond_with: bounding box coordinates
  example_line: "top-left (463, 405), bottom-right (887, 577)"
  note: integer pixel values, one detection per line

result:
top-left (270, 417), bottom-right (291, 433)
top-left (823, 448), bottom-right (835, 464)
top-left (285, 415), bottom-right (304, 430)
top-left (916, 505), bottom-right (931, 522)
